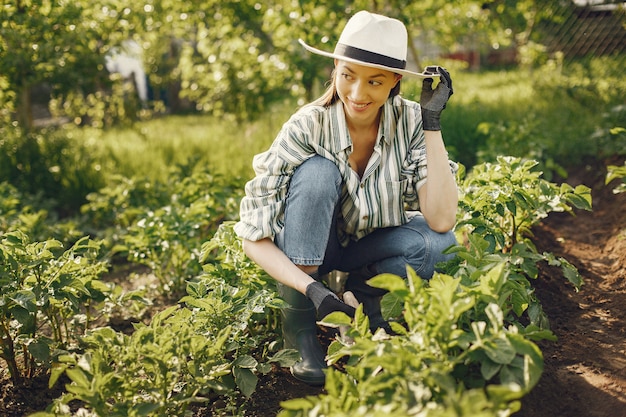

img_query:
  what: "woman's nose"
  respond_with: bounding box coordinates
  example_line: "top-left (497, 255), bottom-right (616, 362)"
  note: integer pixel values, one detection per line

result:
top-left (351, 80), bottom-right (367, 99)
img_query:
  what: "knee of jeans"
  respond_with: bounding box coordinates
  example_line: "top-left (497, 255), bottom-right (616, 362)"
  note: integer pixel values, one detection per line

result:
top-left (435, 231), bottom-right (458, 259)
top-left (406, 230), bottom-right (457, 279)
top-left (293, 156), bottom-right (342, 197)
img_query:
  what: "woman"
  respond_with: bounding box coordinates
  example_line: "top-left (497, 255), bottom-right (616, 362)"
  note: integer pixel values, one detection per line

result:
top-left (234, 11), bottom-right (458, 386)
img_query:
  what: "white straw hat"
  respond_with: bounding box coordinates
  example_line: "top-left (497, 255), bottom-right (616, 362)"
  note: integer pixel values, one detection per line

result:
top-left (299, 11), bottom-right (438, 78)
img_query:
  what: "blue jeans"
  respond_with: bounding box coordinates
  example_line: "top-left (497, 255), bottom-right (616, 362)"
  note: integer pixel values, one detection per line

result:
top-left (275, 156), bottom-right (457, 289)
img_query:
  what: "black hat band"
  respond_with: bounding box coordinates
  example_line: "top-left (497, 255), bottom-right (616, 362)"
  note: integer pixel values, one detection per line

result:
top-left (334, 43), bottom-right (407, 70)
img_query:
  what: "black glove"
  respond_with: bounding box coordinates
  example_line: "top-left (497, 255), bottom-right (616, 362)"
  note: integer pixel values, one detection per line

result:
top-left (420, 66), bottom-right (453, 131)
top-left (305, 281), bottom-right (355, 319)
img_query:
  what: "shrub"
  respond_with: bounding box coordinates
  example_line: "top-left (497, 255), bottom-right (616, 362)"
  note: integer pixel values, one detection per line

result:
top-left (0, 232), bottom-right (109, 384)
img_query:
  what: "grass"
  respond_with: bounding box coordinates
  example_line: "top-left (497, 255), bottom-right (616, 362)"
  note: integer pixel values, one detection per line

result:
top-left (65, 102), bottom-right (295, 184)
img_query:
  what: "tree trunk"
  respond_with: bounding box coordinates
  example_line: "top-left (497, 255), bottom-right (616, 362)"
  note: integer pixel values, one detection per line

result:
top-left (406, 29), bottom-right (422, 72)
top-left (16, 84), bottom-right (33, 132)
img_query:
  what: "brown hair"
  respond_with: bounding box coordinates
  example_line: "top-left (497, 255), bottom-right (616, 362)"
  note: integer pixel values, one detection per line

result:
top-left (311, 68), bottom-right (402, 108)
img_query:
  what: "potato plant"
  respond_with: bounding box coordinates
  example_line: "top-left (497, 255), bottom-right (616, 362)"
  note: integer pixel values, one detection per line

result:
top-left (34, 223), bottom-right (295, 417)
top-left (81, 164), bottom-right (242, 294)
top-left (0, 232), bottom-right (110, 384)
top-left (281, 267), bottom-right (543, 417)
top-left (453, 156), bottom-right (591, 290)
top-left (606, 159), bottom-right (626, 194)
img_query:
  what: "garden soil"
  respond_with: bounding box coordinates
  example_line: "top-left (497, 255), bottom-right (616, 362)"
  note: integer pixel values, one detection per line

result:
top-left (1, 160), bottom-right (625, 417)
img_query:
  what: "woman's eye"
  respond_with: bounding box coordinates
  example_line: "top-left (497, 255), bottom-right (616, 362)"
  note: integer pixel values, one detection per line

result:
top-left (370, 80), bottom-right (382, 86)
top-left (341, 73), bottom-right (353, 80)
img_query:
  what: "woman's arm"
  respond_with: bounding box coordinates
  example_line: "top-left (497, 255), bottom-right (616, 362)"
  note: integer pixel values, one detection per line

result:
top-left (417, 130), bottom-right (458, 232)
top-left (242, 238), bottom-right (316, 294)
top-left (417, 67), bottom-right (458, 232)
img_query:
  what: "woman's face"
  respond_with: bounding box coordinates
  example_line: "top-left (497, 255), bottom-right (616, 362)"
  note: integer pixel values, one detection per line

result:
top-left (334, 60), bottom-right (401, 127)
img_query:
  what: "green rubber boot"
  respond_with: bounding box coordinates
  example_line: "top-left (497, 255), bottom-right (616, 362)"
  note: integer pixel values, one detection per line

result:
top-left (277, 283), bottom-right (327, 386)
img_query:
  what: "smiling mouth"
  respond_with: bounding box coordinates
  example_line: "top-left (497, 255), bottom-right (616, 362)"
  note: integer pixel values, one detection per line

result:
top-left (351, 101), bottom-right (370, 110)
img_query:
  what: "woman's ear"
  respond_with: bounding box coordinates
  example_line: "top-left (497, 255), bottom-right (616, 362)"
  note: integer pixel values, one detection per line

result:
top-left (394, 74), bottom-right (403, 87)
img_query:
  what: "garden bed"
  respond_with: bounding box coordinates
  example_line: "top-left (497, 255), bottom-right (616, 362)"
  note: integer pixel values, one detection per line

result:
top-left (1, 160), bottom-right (625, 416)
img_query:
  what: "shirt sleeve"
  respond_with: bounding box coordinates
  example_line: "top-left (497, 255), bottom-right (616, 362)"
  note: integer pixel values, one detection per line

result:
top-left (234, 112), bottom-right (317, 241)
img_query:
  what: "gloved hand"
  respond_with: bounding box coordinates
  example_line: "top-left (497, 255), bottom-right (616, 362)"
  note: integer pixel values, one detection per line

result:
top-left (420, 66), bottom-right (453, 131)
top-left (305, 281), bottom-right (355, 319)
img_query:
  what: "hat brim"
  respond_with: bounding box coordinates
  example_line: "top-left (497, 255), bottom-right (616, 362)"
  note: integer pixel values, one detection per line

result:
top-left (298, 39), bottom-right (439, 79)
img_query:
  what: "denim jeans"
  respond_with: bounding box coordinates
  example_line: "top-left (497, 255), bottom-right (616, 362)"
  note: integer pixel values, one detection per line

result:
top-left (275, 155), bottom-right (457, 287)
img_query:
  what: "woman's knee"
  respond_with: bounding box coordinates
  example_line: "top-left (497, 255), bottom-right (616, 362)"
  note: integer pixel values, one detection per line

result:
top-left (405, 228), bottom-right (457, 279)
top-left (291, 155), bottom-right (341, 199)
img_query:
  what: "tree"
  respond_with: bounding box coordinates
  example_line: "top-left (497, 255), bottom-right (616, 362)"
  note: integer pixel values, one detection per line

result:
top-left (0, 0), bottom-right (572, 129)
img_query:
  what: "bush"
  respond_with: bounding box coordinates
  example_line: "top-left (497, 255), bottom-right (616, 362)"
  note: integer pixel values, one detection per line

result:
top-left (0, 127), bottom-right (105, 216)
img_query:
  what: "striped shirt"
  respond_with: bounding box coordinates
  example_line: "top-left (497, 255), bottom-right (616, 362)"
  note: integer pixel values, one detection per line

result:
top-left (234, 95), bottom-right (458, 246)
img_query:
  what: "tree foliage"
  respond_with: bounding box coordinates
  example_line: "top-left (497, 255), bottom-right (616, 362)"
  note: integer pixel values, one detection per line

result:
top-left (0, 0), bottom-right (579, 128)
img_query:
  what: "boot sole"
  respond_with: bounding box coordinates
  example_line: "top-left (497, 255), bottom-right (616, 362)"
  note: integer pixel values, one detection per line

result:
top-left (290, 367), bottom-right (326, 386)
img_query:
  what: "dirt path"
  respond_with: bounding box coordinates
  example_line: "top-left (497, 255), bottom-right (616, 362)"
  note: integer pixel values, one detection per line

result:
top-left (517, 163), bottom-right (626, 417)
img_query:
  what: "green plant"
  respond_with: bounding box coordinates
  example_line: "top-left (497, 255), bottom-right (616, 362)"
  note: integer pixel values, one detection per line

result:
top-left (36, 223), bottom-right (294, 417)
top-left (43, 308), bottom-right (235, 417)
top-left (0, 231), bottom-right (110, 384)
top-left (120, 166), bottom-right (242, 293)
top-left (280, 267), bottom-right (545, 417)
top-left (279, 157), bottom-right (587, 416)
top-left (606, 159), bottom-right (626, 195)
top-left (453, 156), bottom-right (591, 290)
top-left (0, 127), bottom-right (105, 215)
top-left (0, 181), bottom-right (84, 245)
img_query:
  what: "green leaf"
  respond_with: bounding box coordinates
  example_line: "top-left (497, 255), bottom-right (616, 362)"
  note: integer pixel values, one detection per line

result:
top-left (486, 383), bottom-right (525, 402)
top-left (380, 291), bottom-right (404, 318)
top-left (318, 311), bottom-right (353, 327)
top-left (367, 274), bottom-right (407, 293)
top-left (269, 349), bottom-right (300, 367)
top-left (11, 290), bottom-right (37, 312)
top-left (66, 367), bottom-right (91, 390)
top-left (87, 279), bottom-right (111, 294)
top-left (561, 258), bottom-right (584, 290)
top-left (233, 355), bottom-right (257, 369)
top-left (280, 398), bottom-right (316, 410)
top-left (480, 358), bottom-right (502, 380)
top-left (233, 366), bottom-right (258, 398)
top-left (135, 403), bottom-right (161, 415)
top-left (9, 305), bottom-right (33, 330)
top-left (563, 184), bottom-right (592, 210)
top-left (483, 337), bottom-right (517, 365)
top-left (49, 362), bottom-right (70, 389)
top-left (28, 339), bottom-right (51, 362)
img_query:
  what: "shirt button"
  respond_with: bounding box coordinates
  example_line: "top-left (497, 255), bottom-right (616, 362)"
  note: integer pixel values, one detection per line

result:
top-left (362, 215), bottom-right (369, 220)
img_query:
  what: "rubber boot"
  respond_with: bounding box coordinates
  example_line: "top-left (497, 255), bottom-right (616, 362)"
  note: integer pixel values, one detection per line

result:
top-left (277, 283), bottom-right (327, 386)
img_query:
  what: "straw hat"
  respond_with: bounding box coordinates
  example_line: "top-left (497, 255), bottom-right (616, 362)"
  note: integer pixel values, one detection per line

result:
top-left (299, 11), bottom-right (438, 78)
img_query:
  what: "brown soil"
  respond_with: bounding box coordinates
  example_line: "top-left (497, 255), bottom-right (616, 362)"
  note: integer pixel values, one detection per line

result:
top-left (515, 161), bottom-right (626, 417)
top-left (2, 161), bottom-right (625, 417)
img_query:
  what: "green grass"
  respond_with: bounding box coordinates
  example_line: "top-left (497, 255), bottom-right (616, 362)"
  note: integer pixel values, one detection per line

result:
top-left (67, 103), bottom-right (295, 184)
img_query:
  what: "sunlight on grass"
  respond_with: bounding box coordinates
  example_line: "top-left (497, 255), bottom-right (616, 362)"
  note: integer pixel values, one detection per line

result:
top-left (71, 104), bottom-right (294, 183)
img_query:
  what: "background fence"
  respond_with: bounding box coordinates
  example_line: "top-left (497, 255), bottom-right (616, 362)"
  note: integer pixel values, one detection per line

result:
top-left (546, 1), bottom-right (626, 58)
